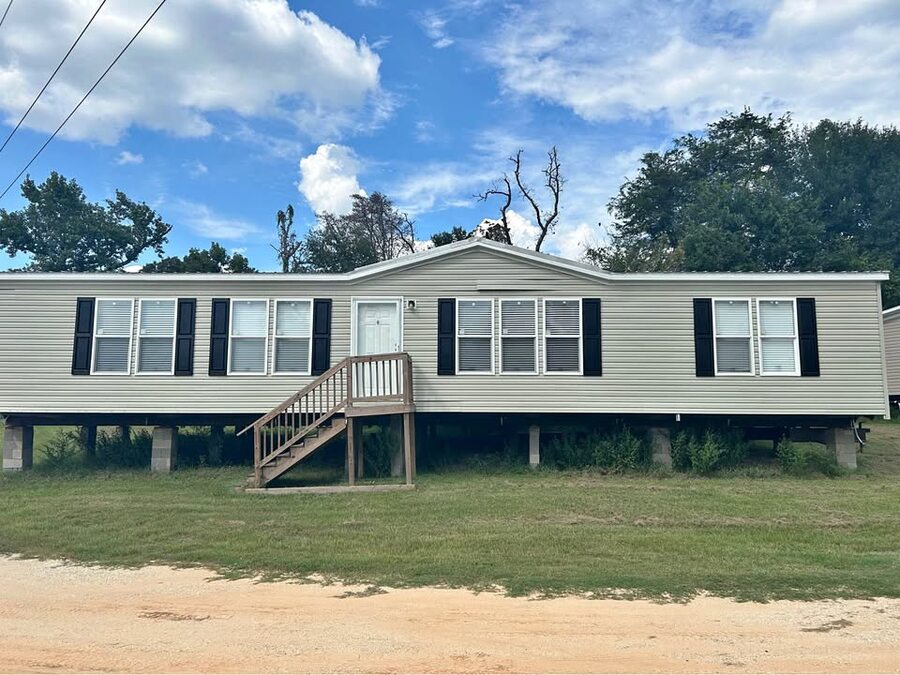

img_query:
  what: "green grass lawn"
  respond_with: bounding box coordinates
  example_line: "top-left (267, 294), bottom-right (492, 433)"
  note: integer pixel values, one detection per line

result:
top-left (1, 420), bottom-right (899, 601)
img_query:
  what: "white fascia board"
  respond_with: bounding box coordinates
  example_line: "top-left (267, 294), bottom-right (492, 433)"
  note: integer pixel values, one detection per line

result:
top-left (0, 238), bottom-right (890, 283)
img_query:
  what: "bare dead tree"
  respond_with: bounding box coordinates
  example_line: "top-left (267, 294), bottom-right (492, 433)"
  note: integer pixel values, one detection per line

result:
top-left (476, 175), bottom-right (513, 245)
top-left (272, 204), bottom-right (302, 272)
top-left (513, 147), bottom-right (562, 252)
top-left (477, 147), bottom-right (563, 251)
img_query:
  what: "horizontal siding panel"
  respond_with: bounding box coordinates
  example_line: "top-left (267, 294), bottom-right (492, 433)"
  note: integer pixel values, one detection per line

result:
top-left (0, 247), bottom-right (888, 417)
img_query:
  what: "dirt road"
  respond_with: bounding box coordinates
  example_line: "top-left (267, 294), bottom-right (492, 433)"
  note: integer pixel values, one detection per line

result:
top-left (1, 556), bottom-right (898, 673)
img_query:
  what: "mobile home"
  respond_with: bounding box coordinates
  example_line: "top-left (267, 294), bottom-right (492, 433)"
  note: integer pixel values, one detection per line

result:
top-left (0, 238), bottom-right (890, 482)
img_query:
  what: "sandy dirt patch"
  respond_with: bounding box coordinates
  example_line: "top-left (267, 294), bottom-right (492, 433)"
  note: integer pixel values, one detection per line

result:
top-left (1, 556), bottom-right (898, 673)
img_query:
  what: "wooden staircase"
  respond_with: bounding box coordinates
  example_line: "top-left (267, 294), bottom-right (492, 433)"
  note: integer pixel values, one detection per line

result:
top-left (239, 352), bottom-right (415, 488)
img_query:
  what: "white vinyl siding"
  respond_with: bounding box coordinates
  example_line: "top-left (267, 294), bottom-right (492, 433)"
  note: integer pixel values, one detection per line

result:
top-left (758, 299), bottom-right (800, 376)
top-left (136, 299), bottom-right (176, 374)
top-left (273, 299), bottom-right (312, 374)
top-left (92, 298), bottom-right (133, 374)
top-left (544, 298), bottom-right (581, 374)
top-left (229, 299), bottom-right (269, 375)
top-left (500, 299), bottom-right (537, 374)
top-left (457, 298), bottom-right (494, 374)
top-left (713, 299), bottom-right (753, 375)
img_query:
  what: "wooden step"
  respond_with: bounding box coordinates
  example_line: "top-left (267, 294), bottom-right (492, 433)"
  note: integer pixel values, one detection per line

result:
top-left (258, 418), bottom-right (348, 487)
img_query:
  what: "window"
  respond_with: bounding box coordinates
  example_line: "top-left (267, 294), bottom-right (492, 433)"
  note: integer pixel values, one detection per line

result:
top-left (713, 299), bottom-right (753, 374)
top-left (500, 299), bottom-right (537, 373)
top-left (544, 299), bottom-right (581, 374)
top-left (136, 299), bottom-right (176, 374)
top-left (273, 299), bottom-right (312, 374)
top-left (92, 298), bottom-right (133, 374)
top-left (229, 299), bottom-right (269, 375)
top-left (457, 298), bottom-right (493, 373)
top-left (757, 299), bottom-right (799, 375)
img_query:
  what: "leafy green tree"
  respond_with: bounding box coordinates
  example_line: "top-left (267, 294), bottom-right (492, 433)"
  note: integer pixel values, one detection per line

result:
top-left (0, 172), bottom-right (171, 271)
top-left (141, 242), bottom-right (255, 273)
top-left (590, 111), bottom-right (900, 306)
top-left (430, 226), bottom-right (470, 247)
top-left (300, 192), bottom-right (416, 273)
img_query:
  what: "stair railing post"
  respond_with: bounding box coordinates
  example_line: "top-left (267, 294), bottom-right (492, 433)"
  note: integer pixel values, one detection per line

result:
top-left (253, 423), bottom-right (261, 486)
top-left (404, 353), bottom-right (413, 405)
top-left (347, 359), bottom-right (354, 412)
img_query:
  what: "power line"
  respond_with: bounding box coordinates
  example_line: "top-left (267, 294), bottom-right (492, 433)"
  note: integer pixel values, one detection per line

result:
top-left (0, 0), bottom-right (109, 156)
top-left (0, 0), bottom-right (14, 31)
top-left (0, 0), bottom-right (168, 201)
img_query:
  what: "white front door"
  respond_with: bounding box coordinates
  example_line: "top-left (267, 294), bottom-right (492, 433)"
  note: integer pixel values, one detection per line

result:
top-left (353, 301), bottom-right (401, 398)
top-left (355, 301), bottom-right (400, 355)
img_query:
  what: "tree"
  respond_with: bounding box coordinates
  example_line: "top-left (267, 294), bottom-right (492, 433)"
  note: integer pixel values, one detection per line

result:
top-left (300, 192), bottom-right (416, 273)
top-left (430, 226), bottom-right (470, 247)
top-left (478, 147), bottom-right (563, 251)
top-left (0, 172), bottom-right (171, 271)
top-left (272, 204), bottom-right (302, 273)
top-left (590, 110), bottom-right (900, 306)
top-left (141, 242), bottom-right (255, 273)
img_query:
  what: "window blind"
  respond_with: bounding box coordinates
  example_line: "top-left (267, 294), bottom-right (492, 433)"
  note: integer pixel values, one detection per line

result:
top-left (544, 299), bottom-right (581, 373)
top-left (274, 300), bottom-right (312, 373)
top-left (457, 299), bottom-right (493, 373)
top-left (500, 299), bottom-right (536, 373)
top-left (230, 300), bottom-right (268, 374)
top-left (759, 300), bottom-right (798, 374)
top-left (93, 299), bottom-right (132, 373)
top-left (713, 299), bottom-right (751, 373)
top-left (137, 299), bottom-right (176, 374)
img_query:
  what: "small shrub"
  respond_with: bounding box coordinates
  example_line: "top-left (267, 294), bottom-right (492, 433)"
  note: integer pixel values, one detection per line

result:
top-left (690, 430), bottom-right (724, 475)
top-left (40, 429), bottom-right (85, 471)
top-left (593, 427), bottom-right (650, 471)
top-left (670, 430), bottom-right (693, 472)
top-left (670, 426), bottom-right (748, 474)
top-left (543, 433), bottom-right (594, 469)
top-left (94, 428), bottom-right (151, 468)
top-left (776, 438), bottom-right (841, 476)
top-left (543, 426), bottom-right (650, 472)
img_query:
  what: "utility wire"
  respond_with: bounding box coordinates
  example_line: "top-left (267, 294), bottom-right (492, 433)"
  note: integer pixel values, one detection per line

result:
top-left (0, 0), bottom-right (168, 201)
top-left (0, 0), bottom-right (14, 31)
top-left (0, 0), bottom-right (109, 156)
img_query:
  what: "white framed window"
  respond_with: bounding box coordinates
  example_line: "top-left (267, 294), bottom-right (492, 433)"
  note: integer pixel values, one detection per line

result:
top-left (757, 298), bottom-right (800, 376)
top-left (500, 298), bottom-right (537, 374)
top-left (273, 299), bottom-right (313, 375)
top-left (712, 298), bottom-right (753, 375)
top-left (543, 298), bottom-right (582, 374)
top-left (457, 298), bottom-right (494, 374)
top-left (136, 298), bottom-right (177, 375)
top-left (92, 298), bottom-right (134, 375)
top-left (228, 299), bottom-right (269, 375)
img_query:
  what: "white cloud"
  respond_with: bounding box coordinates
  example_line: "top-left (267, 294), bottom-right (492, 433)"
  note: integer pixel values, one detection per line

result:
top-left (172, 200), bottom-right (261, 241)
top-left (298, 143), bottom-right (365, 215)
top-left (484, 0), bottom-right (900, 128)
top-left (418, 11), bottom-right (454, 48)
top-left (392, 162), bottom-right (495, 216)
top-left (474, 209), bottom-right (541, 248)
top-left (0, 1), bottom-right (384, 144)
top-left (115, 150), bottom-right (143, 165)
top-left (184, 160), bottom-right (208, 178)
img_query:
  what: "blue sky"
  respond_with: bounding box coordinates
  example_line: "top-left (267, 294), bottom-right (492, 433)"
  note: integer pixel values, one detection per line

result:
top-left (1, 0), bottom-right (898, 271)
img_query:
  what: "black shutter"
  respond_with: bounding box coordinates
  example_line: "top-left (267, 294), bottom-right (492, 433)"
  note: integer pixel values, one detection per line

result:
top-left (797, 297), bottom-right (820, 377)
top-left (311, 299), bottom-right (332, 376)
top-left (693, 298), bottom-right (715, 377)
top-left (71, 297), bottom-right (95, 375)
top-left (174, 298), bottom-right (196, 376)
top-left (437, 298), bottom-right (456, 375)
top-left (208, 298), bottom-right (229, 376)
top-left (582, 298), bottom-right (602, 376)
